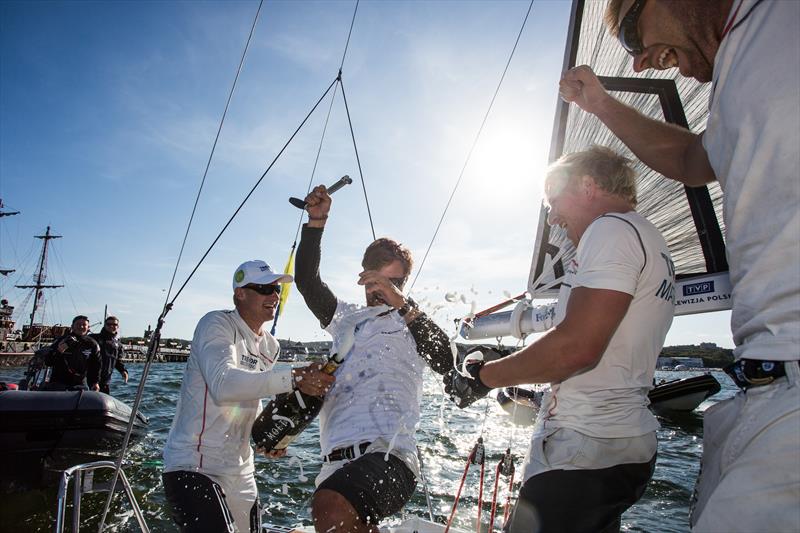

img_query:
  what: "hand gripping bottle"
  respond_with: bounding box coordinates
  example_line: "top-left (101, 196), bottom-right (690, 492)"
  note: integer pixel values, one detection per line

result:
top-left (251, 352), bottom-right (343, 452)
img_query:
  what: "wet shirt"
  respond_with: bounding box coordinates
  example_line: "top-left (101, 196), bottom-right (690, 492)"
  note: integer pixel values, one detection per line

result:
top-left (321, 301), bottom-right (425, 472)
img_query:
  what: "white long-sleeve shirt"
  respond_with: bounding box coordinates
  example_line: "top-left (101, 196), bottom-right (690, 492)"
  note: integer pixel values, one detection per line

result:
top-left (163, 309), bottom-right (293, 477)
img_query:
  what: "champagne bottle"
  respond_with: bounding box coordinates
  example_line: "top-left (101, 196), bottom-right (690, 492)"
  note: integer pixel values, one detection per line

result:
top-left (251, 352), bottom-right (343, 452)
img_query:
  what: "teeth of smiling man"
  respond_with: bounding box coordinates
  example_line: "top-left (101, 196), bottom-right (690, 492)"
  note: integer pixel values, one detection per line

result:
top-left (658, 48), bottom-right (678, 69)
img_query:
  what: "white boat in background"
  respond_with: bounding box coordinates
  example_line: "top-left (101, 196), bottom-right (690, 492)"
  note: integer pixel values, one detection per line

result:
top-left (496, 374), bottom-right (722, 424)
top-left (496, 387), bottom-right (542, 426)
top-left (648, 374), bottom-right (721, 414)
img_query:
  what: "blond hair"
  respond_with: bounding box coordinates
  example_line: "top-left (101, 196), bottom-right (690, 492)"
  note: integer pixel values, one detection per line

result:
top-left (546, 146), bottom-right (638, 206)
top-left (604, 0), bottom-right (626, 36)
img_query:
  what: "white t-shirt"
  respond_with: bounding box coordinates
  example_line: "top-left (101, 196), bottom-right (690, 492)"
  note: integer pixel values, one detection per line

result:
top-left (163, 309), bottom-right (293, 477)
top-left (702, 0), bottom-right (800, 361)
top-left (534, 212), bottom-right (675, 438)
top-left (320, 300), bottom-right (425, 473)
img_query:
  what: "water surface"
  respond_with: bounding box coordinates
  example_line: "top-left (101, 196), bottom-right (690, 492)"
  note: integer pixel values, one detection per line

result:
top-left (0, 364), bottom-right (737, 532)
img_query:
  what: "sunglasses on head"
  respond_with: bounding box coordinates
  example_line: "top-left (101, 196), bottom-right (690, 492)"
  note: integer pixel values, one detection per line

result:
top-left (618, 0), bottom-right (647, 56)
top-left (243, 283), bottom-right (281, 296)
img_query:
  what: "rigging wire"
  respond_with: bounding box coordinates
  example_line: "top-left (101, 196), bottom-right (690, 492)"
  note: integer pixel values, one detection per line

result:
top-left (290, 0), bottom-right (360, 243)
top-left (340, 76), bottom-right (376, 240)
top-left (339, 0), bottom-right (360, 72)
top-left (168, 77), bottom-right (339, 306)
top-left (291, 84), bottom-right (340, 243)
top-left (162, 0), bottom-right (265, 309)
top-left (101, 2), bottom-right (369, 526)
top-left (100, 2), bottom-right (266, 527)
top-left (408, 0), bottom-right (535, 292)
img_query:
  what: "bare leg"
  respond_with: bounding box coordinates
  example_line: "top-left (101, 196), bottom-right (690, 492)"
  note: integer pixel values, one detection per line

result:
top-left (312, 489), bottom-right (379, 533)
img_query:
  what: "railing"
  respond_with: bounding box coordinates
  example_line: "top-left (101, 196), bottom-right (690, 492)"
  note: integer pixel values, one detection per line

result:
top-left (55, 460), bottom-right (149, 533)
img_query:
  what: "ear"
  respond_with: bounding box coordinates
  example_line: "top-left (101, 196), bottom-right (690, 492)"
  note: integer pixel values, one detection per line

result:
top-left (579, 175), bottom-right (597, 197)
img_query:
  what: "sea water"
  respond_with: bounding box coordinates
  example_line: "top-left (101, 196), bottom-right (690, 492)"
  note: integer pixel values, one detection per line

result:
top-left (0, 363), bottom-right (738, 532)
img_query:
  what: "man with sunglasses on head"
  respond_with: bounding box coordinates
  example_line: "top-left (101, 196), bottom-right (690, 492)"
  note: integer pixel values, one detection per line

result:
top-left (296, 185), bottom-right (452, 532)
top-left (559, 1), bottom-right (800, 531)
top-left (88, 315), bottom-right (128, 395)
top-left (162, 261), bottom-right (335, 533)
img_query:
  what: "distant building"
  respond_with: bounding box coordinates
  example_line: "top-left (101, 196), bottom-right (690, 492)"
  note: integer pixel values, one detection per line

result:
top-left (699, 342), bottom-right (718, 349)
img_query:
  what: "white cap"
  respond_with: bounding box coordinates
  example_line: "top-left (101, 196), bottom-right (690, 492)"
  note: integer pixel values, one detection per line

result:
top-left (232, 260), bottom-right (293, 289)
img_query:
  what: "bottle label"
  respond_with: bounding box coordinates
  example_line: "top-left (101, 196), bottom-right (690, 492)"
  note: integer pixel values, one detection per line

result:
top-left (256, 416), bottom-right (293, 447)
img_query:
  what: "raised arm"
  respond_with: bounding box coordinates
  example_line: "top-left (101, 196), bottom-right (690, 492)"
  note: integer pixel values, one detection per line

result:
top-left (296, 225), bottom-right (337, 328)
top-left (560, 65), bottom-right (716, 187)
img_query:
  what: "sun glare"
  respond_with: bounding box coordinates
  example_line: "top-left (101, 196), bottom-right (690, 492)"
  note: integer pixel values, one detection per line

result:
top-left (468, 123), bottom-right (549, 207)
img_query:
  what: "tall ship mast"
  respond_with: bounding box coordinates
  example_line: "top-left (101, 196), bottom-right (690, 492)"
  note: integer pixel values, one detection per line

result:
top-left (15, 226), bottom-right (63, 335)
top-left (0, 198), bottom-right (20, 277)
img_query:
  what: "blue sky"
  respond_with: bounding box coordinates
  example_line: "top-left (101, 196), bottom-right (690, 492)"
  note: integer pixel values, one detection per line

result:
top-left (0, 0), bottom-right (733, 347)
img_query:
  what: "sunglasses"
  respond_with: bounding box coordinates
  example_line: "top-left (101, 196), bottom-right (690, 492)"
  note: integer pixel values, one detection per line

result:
top-left (389, 277), bottom-right (406, 289)
top-left (618, 0), bottom-right (647, 56)
top-left (106, 322), bottom-right (120, 327)
top-left (243, 283), bottom-right (281, 296)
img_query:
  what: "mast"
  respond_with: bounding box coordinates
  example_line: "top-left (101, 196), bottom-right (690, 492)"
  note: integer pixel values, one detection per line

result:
top-left (15, 226), bottom-right (63, 330)
top-left (0, 198), bottom-right (20, 276)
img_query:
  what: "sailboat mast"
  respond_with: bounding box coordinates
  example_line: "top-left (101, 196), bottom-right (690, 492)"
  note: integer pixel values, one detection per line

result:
top-left (15, 226), bottom-right (63, 330)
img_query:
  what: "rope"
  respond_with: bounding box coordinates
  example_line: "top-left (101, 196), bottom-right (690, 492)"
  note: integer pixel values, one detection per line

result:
top-left (168, 77), bottom-right (339, 306)
top-left (162, 0), bottom-right (264, 309)
top-left (338, 0), bottom-right (360, 72)
top-left (408, 0), bottom-right (535, 292)
top-left (339, 75), bottom-right (376, 240)
top-left (291, 0), bottom-right (360, 244)
top-left (292, 85), bottom-right (340, 243)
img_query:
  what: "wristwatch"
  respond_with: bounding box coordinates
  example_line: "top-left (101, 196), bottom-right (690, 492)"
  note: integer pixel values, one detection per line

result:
top-left (397, 298), bottom-right (417, 317)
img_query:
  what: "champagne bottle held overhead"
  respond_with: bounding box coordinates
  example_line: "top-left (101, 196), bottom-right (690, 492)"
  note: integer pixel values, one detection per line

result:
top-left (251, 352), bottom-right (343, 452)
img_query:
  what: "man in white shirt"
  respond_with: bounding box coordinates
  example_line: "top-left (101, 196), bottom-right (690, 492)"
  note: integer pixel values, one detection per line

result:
top-left (448, 146), bottom-right (675, 532)
top-left (559, 1), bottom-right (800, 530)
top-left (162, 260), bottom-right (334, 533)
top-left (296, 185), bottom-right (453, 532)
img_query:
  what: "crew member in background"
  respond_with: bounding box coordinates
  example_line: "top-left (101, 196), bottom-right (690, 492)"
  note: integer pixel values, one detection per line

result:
top-left (43, 314), bottom-right (101, 391)
top-left (559, 1), bottom-right (800, 529)
top-left (89, 315), bottom-right (128, 394)
top-left (296, 184), bottom-right (453, 532)
top-left (162, 261), bottom-right (334, 533)
top-left (447, 147), bottom-right (675, 532)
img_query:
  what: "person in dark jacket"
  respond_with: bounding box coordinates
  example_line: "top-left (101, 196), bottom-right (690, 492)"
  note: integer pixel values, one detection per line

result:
top-left (43, 315), bottom-right (101, 391)
top-left (89, 315), bottom-right (128, 394)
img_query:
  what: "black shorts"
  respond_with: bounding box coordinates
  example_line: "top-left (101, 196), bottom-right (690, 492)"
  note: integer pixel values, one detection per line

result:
top-left (162, 471), bottom-right (260, 533)
top-left (316, 452), bottom-right (417, 524)
top-left (505, 454), bottom-right (656, 533)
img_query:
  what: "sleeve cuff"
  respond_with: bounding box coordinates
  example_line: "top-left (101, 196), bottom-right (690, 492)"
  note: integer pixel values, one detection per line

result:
top-left (262, 366), bottom-right (294, 396)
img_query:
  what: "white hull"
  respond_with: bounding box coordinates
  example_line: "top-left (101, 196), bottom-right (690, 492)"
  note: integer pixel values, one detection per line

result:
top-left (649, 390), bottom-right (710, 413)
